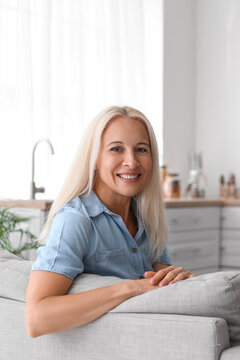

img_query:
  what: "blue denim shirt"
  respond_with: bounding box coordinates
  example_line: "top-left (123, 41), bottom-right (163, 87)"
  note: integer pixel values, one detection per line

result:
top-left (32, 191), bottom-right (171, 280)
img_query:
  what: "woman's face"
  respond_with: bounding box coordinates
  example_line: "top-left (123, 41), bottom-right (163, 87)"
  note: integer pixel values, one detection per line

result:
top-left (95, 117), bottom-right (152, 202)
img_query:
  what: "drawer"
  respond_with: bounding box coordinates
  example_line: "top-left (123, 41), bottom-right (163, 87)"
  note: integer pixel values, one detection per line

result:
top-left (165, 207), bottom-right (220, 232)
top-left (221, 207), bottom-right (240, 229)
top-left (221, 254), bottom-right (240, 267)
top-left (167, 239), bottom-right (219, 270)
top-left (221, 230), bottom-right (240, 241)
top-left (168, 229), bottom-right (219, 244)
top-left (220, 239), bottom-right (240, 267)
top-left (220, 240), bottom-right (240, 255)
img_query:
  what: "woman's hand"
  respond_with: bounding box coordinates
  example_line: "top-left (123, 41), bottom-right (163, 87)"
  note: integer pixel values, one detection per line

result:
top-left (144, 265), bottom-right (196, 287)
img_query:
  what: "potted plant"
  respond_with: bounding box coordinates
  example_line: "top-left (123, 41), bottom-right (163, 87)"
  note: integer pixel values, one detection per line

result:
top-left (0, 207), bottom-right (40, 257)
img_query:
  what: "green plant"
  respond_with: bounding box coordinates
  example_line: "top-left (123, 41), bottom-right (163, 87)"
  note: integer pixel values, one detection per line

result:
top-left (0, 207), bottom-right (40, 256)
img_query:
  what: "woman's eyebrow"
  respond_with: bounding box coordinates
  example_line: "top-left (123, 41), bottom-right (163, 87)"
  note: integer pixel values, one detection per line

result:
top-left (107, 141), bottom-right (150, 147)
top-left (138, 142), bottom-right (150, 147)
top-left (107, 141), bottom-right (123, 146)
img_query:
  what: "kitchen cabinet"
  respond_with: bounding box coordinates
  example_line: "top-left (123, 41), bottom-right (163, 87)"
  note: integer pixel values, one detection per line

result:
top-left (165, 207), bottom-right (220, 275)
top-left (220, 207), bottom-right (240, 271)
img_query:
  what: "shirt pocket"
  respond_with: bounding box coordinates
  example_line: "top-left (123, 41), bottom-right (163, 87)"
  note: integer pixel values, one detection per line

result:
top-left (95, 248), bottom-right (132, 278)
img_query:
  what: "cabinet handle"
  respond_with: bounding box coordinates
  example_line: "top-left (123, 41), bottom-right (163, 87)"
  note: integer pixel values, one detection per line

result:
top-left (171, 248), bottom-right (202, 256)
top-left (170, 217), bottom-right (200, 225)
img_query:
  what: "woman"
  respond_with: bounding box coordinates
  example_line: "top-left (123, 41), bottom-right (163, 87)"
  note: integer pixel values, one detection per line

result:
top-left (26, 106), bottom-right (194, 338)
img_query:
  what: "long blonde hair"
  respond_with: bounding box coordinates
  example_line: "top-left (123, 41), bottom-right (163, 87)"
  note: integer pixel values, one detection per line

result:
top-left (39, 106), bottom-right (168, 262)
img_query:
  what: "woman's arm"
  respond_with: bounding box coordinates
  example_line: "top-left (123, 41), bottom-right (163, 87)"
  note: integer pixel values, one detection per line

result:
top-left (25, 270), bottom-right (158, 338)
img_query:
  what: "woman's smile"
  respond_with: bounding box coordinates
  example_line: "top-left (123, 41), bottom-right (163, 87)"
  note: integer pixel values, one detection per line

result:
top-left (116, 172), bottom-right (141, 181)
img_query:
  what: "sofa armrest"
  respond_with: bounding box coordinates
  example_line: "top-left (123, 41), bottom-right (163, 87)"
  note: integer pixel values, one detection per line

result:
top-left (0, 297), bottom-right (230, 360)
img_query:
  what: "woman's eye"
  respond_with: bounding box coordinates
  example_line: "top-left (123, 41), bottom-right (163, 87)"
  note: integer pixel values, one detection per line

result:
top-left (136, 147), bottom-right (147, 153)
top-left (110, 146), bottom-right (121, 152)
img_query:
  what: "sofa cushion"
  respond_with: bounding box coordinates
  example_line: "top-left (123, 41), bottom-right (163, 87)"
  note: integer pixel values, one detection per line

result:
top-left (220, 345), bottom-right (240, 360)
top-left (0, 249), bottom-right (240, 343)
top-left (0, 250), bottom-right (33, 302)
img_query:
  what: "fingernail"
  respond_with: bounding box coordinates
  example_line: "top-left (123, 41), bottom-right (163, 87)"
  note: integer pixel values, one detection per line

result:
top-left (169, 281), bottom-right (174, 285)
top-left (159, 281), bottom-right (166, 287)
top-left (150, 278), bottom-right (155, 284)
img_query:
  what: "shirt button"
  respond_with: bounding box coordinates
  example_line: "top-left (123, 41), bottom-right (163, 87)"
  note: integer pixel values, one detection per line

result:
top-left (132, 248), bottom-right (138, 253)
top-left (139, 275), bottom-right (145, 279)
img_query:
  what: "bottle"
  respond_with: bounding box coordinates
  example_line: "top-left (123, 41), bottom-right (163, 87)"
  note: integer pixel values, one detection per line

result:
top-left (196, 153), bottom-right (207, 198)
top-left (219, 175), bottom-right (225, 198)
top-left (160, 165), bottom-right (168, 198)
top-left (228, 173), bottom-right (237, 198)
top-left (166, 173), bottom-right (181, 198)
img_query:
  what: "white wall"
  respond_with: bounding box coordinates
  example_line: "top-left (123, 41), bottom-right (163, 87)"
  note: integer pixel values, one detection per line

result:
top-left (195, 0), bottom-right (240, 196)
top-left (164, 0), bottom-right (240, 197)
top-left (163, 0), bottom-right (195, 191)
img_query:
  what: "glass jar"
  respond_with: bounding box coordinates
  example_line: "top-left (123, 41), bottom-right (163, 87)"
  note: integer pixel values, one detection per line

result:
top-left (166, 173), bottom-right (181, 198)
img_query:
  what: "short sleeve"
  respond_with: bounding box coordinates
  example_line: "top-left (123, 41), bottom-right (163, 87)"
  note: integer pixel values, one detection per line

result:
top-left (32, 208), bottom-right (91, 280)
top-left (159, 247), bottom-right (172, 265)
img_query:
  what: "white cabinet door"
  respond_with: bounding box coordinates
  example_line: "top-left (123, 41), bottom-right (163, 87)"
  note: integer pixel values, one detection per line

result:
top-left (165, 207), bottom-right (220, 274)
top-left (166, 207), bottom-right (220, 232)
top-left (221, 207), bottom-right (240, 229)
top-left (168, 235), bottom-right (219, 270)
top-left (220, 207), bottom-right (240, 270)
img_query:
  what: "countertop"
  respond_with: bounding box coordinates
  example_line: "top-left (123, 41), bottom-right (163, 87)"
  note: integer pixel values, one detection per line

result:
top-left (0, 200), bottom-right (52, 210)
top-left (1, 198), bottom-right (240, 210)
top-left (164, 198), bottom-right (240, 208)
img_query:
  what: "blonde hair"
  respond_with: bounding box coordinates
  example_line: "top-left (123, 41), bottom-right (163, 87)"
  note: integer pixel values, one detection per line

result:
top-left (39, 106), bottom-right (168, 262)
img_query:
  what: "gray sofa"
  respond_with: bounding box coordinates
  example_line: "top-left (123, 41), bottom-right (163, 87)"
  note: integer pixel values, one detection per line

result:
top-left (0, 249), bottom-right (240, 360)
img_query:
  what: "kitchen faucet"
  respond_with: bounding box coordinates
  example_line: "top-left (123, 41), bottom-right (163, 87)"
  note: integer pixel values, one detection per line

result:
top-left (31, 139), bottom-right (54, 200)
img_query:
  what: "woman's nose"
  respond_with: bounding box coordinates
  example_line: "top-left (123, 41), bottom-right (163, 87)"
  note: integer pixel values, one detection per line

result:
top-left (122, 150), bottom-right (139, 168)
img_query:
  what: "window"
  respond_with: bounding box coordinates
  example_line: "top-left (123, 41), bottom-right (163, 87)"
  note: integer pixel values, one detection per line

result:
top-left (0, 0), bottom-right (163, 199)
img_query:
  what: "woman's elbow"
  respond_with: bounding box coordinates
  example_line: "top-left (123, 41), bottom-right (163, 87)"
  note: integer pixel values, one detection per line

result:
top-left (26, 324), bottom-right (39, 338)
top-left (25, 306), bottom-right (44, 338)
top-left (26, 319), bottom-right (39, 338)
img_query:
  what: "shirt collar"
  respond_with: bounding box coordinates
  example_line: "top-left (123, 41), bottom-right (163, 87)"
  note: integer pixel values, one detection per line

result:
top-left (80, 191), bottom-right (144, 239)
top-left (80, 191), bottom-right (108, 217)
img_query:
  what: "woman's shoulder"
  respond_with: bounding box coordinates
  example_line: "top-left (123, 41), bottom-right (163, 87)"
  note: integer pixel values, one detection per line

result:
top-left (53, 196), bottom-right (91, 230)
top-left (59, 196), bottom-right (89, 216)
top-left (54, 191), bottom-right (105, 227)
top-left (48, 197), bottom-right (92, 246)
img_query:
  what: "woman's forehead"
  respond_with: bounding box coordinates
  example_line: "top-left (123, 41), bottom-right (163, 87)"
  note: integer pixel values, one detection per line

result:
top-left (102, 117), bottom-right (149, 143)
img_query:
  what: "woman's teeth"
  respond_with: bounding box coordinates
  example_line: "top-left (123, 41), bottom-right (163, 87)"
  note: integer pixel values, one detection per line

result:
top-left (118, 174), bottom-right (139, 179)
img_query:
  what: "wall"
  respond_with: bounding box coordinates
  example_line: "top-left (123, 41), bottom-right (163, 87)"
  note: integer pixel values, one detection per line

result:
top-left (163, 0), bottom-right (196, 191)
top-left (164, 0), bottom-right (240, 197)
top-left (195, 0), bottom-right (240, 197)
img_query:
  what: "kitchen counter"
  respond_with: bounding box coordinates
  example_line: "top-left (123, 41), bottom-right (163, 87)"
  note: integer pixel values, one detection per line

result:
top-left (165, 198), bottom-right (222, 208)
top-left (0, 200), bottom-right (52, 210)
top-left (1, 198), bottom-right (240, 210)
top-left (165, 198), bottom-right (240, 208)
